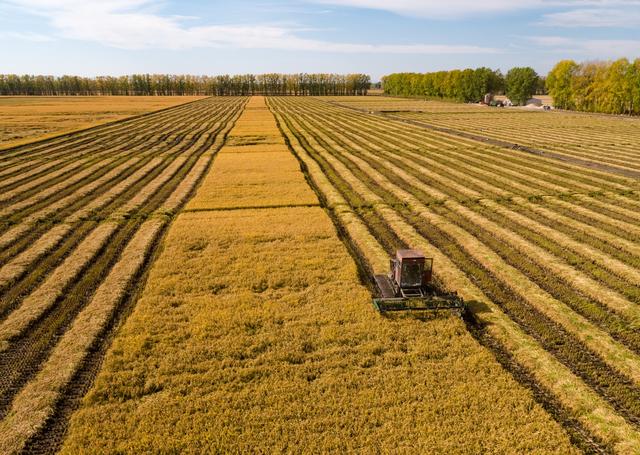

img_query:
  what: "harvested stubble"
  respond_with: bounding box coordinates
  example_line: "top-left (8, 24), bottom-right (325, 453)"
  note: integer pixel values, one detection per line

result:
top-left (0, 224), bottom-right (70, 287)
top-left (61, 96), bottom-right (575, 454)
top-left (0, 222), bottom-right (118, 351)
top-left (270, 95), bottom-right (640, 452)
top-left (362, 98), bottom-right (640, 175)
top-left (0, 96), bottom-right (245, 453)
top-left (0, 96), bottom-right (204, 149)
top-left (0, 219), bottom-right (163, 454)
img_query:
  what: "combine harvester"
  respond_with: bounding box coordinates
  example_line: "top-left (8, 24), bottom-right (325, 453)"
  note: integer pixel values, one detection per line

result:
top-left (373, 249), bottom-right (465, 316)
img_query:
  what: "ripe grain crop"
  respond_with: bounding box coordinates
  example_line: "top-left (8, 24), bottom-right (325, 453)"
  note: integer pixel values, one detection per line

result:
top-left (0, 96), bottom-right (245, 453)
top-left (356, 100), bottom-right (640, 174)
top-left (0, 219), bottom-right (163, 454)
top-left (5, 91), bottom-right (640, 452)
top-left (292, 105), bottom-right (640, 388)
top-left (0, 96), bottom-right (204, 149)
top-left (184, 152), bottom-right (318, 210)
top-left (60, 96), bottom-right (576, 454)
top-left (0, 222), bottom-right (118, 351)
top-left (270, 95), bottom-right (640, 452)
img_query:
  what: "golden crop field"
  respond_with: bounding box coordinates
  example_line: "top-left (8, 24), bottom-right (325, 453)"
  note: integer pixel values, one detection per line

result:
top-left (270, 95), bottom-right (640, 453)
top-left (1, 93), bottom-right (640, 453)
top-left (0, 96), bottom-right (244, 453)
top-left (59, 97), bottom-right (575, 453)
top-left (0, 96), bottom-right (205, 149)
top-left (328, 96), bottom-right (640, 176)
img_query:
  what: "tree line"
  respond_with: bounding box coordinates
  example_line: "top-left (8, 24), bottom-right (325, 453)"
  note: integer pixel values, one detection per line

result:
top-left (0, 73), bottom-right (371, 96)
top-left (382, 67), bottom-right (545, 105)
top-left (546, 58), bottom-right (640, 115)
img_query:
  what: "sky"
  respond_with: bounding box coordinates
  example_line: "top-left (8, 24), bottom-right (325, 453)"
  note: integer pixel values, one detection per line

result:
top-left (1, 0), bottom-right (639, 80)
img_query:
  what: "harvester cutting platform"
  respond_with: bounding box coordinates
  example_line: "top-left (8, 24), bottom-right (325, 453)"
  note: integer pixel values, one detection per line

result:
top-left (373, 249), bottom-right (465, 316)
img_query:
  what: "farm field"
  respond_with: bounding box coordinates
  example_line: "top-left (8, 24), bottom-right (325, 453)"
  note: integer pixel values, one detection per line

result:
top-left (2, 93), bottom-right (640, 453)
top-left (59, 97), bottom-right (575, 453)
top-left (0, 96), bottom-right (245, 453)
top-left (270, 96), bottom-right (640, 453)
top-left (0, 96), bottom-right (205, 149)
top-left (328, 96), bottom-right (640, 176)
top-left (324, 96), bottom-right (487, 112)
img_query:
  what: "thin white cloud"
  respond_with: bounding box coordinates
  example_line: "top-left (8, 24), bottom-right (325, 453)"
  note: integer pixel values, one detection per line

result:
top-left (312, 0), bottom-right (532, 17)
top-left (581, 40), bottom-right (640, 57)
top-left (527, 35), bottom-right (576, 46)
top-left (527, 35), bottom-right (640, 57)
top-left (540, 8), bottom-right (640, 27)
top-left (311, 0), bottom-right (640, 18)
top-left (0, 30), bottom-right (53, 41)
top-left (3, 0), bottom-right (499, 53)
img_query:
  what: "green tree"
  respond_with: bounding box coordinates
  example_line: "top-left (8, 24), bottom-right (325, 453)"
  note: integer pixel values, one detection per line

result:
top-left (631, 59), bottom-right (640, 115)
top-left (603, 58), bottom-right (632, 114)
top-left (546, 60), bottom-right (578, 109)
top-left (505, 67), bottom-right (539, 105)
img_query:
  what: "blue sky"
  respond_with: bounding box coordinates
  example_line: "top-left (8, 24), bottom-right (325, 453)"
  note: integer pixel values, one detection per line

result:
top-left (1, 0), bottom-right (639, 80)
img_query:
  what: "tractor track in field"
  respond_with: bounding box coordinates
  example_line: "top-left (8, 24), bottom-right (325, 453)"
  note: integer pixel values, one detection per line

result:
top-left (325, 100), bottom-right (640, 181)
top-left (271, 99), bottom-right (611, 455)
top-left (0, 97), bottom-right (246, 453)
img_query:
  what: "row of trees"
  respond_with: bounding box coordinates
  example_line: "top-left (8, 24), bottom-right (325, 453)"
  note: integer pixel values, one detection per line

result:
top-left (382, 67), bottom-right (544, 105)
top-left (546, 58), bottom-right (640, 115)
top-left (382, 68), bottom-right (505, 103)
top-left (0, 73), bottom-right (371, 96)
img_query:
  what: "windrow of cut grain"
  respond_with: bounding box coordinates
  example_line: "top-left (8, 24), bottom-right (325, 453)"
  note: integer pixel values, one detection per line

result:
top-left (0, 96), bottom-right (205, 149)
top-left (61, 96), bottom-right (576, 453)
top-left (349, 97), bottom-right (640, 175)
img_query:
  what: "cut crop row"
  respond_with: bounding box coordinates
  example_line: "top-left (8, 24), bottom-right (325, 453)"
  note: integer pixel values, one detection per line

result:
top-left (324, 98), bottom-right (640, 193)
top-left (0, 97), bottom-right (206, 166)
top-left (298, 98), bottom-right (636, 196)
top-left (0, 99), bottom-right (243, 266)
top-left (0, 98), bottom-right (245, 316)
top-left (308, 113), bottom-right (637, 347)
top-left (396, 112), bottom-right (640, 172)
top-left (0, 99), bottom-right (227, 215)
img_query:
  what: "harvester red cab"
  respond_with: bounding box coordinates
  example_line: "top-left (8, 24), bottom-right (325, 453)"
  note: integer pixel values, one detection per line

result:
top-left (373, 249), bottom-right (465, 315)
